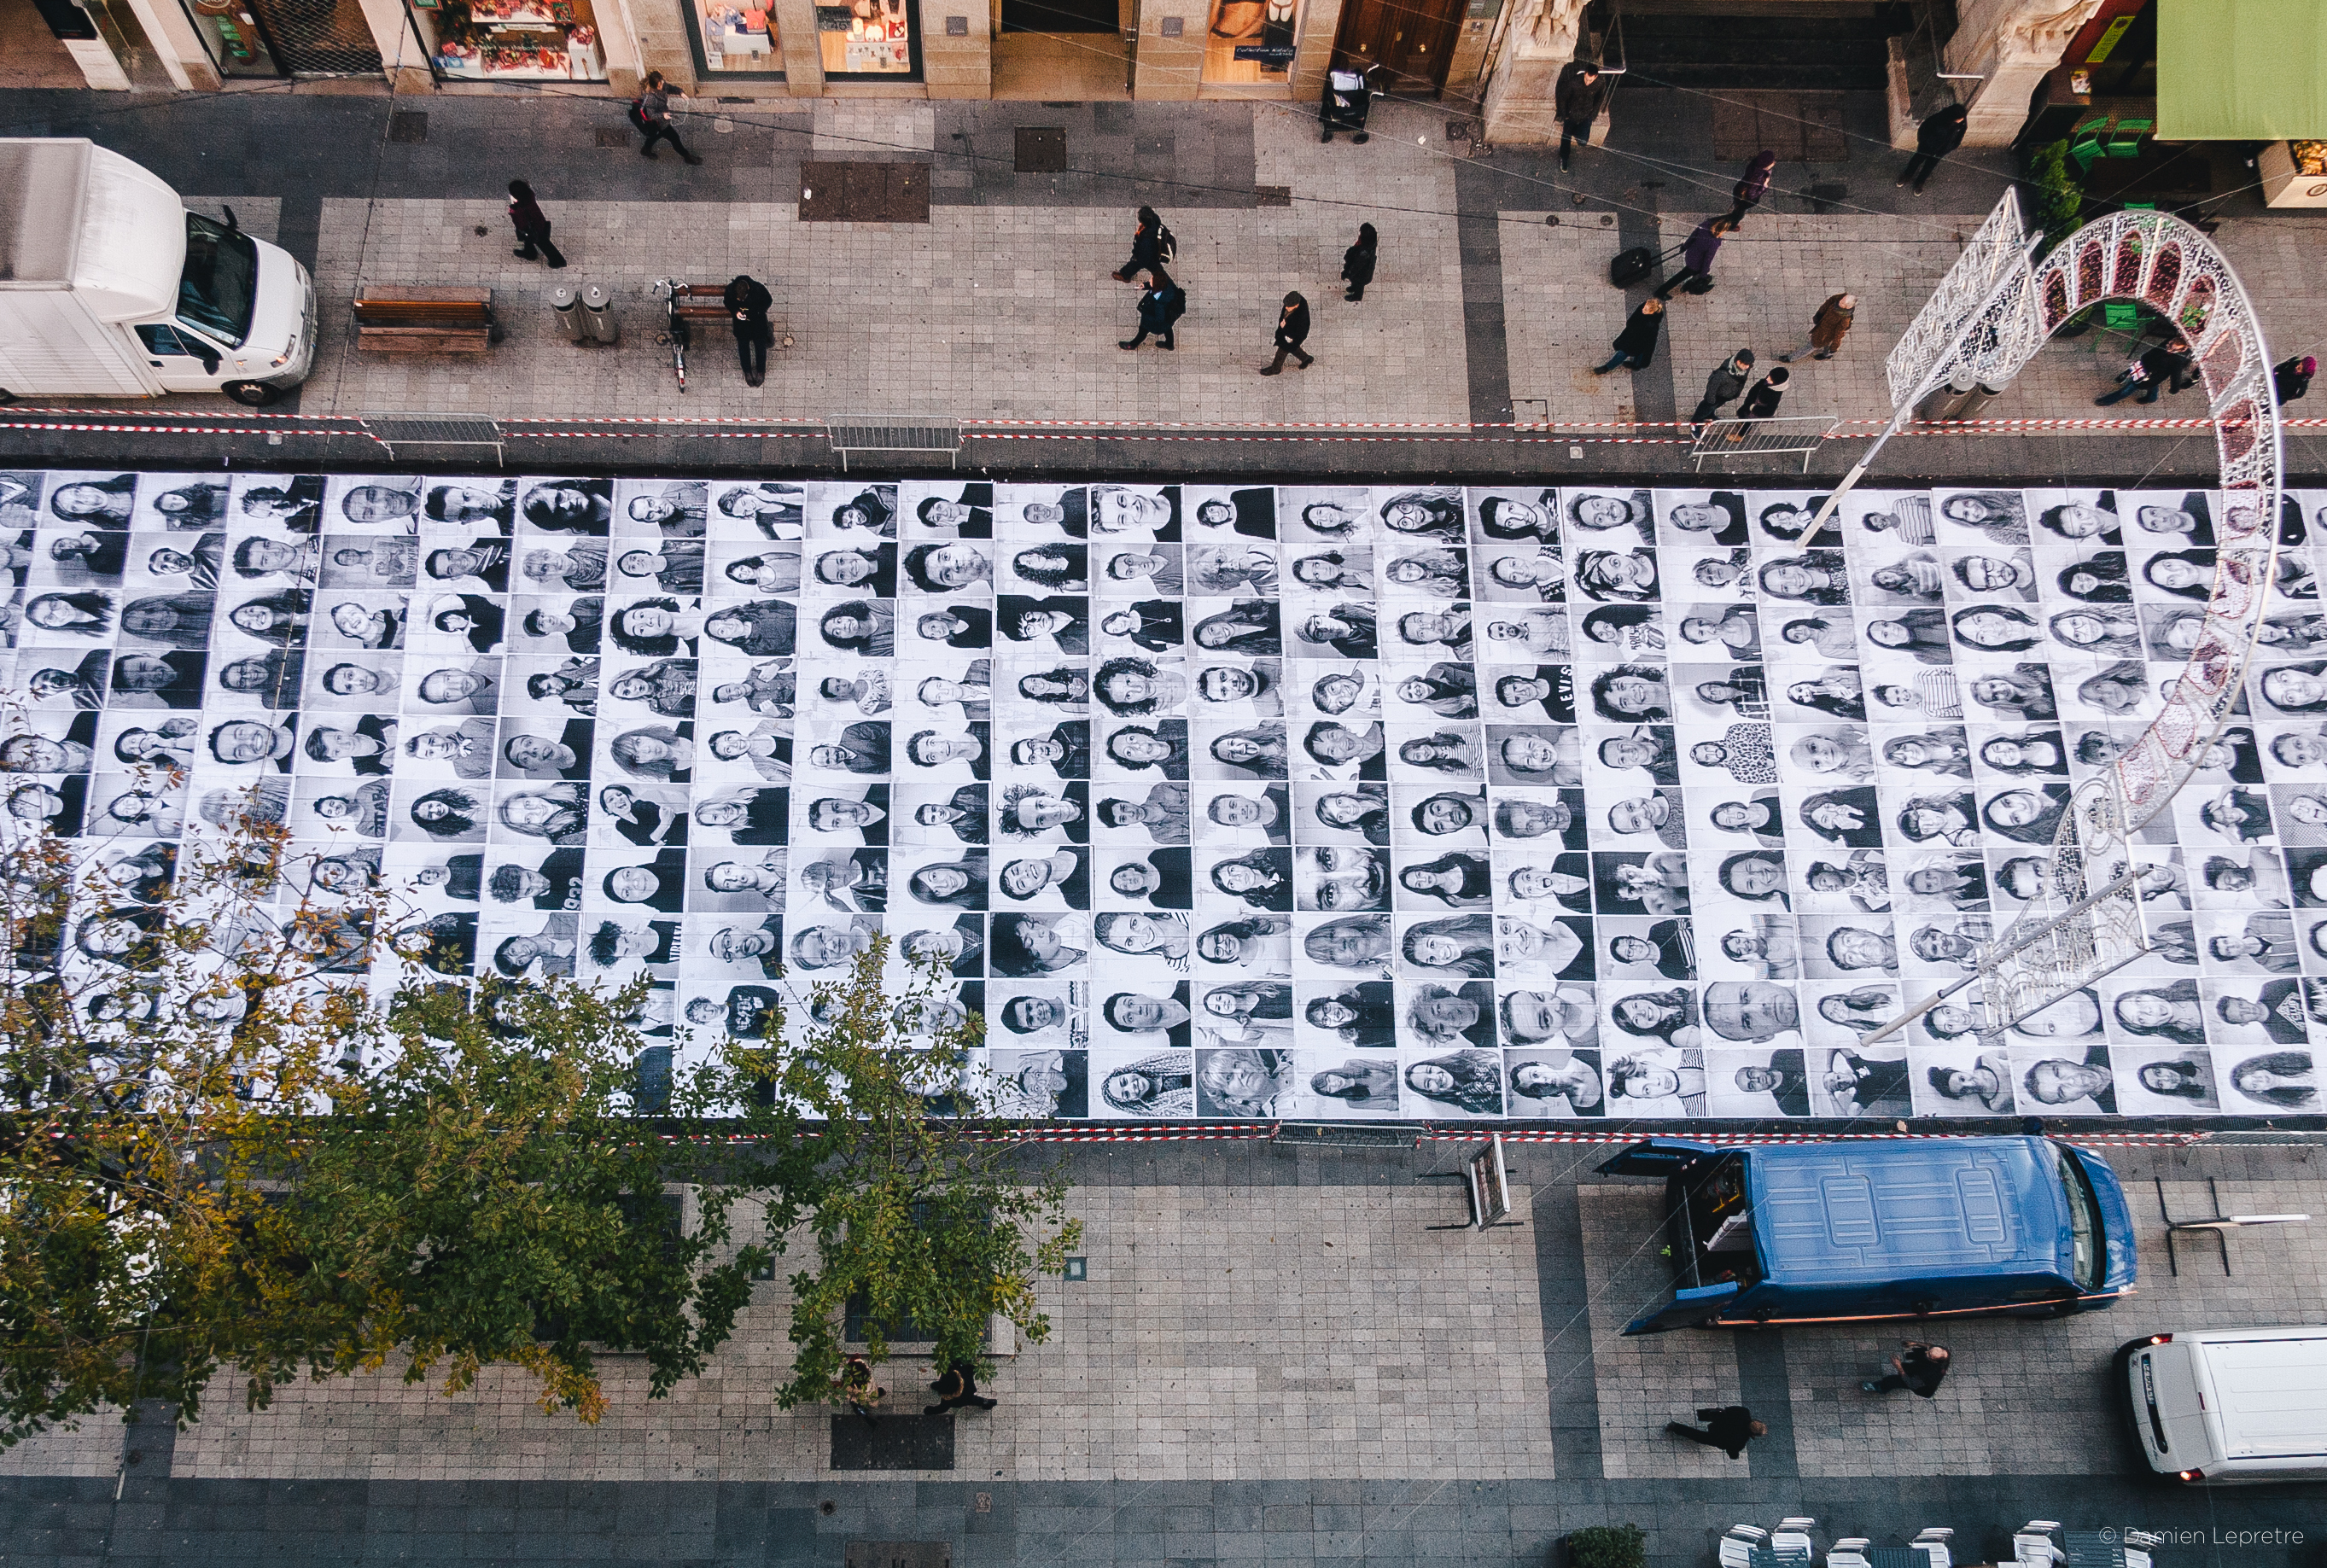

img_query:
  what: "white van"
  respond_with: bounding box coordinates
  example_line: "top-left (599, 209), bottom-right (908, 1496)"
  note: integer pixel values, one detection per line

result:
top-left (0, 138), bottom-right (314, 406)
top-left (2123, 1327), bottom-right (2327, 1482)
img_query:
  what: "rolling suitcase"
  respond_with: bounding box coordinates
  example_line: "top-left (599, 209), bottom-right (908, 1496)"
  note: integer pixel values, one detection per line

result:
top-left (1609, 242), bottom-right (1680, 289)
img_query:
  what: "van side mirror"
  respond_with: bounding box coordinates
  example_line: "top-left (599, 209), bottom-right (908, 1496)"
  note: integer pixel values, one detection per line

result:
top-left (219, 203), bottom-right (240, 231)
top-left (195, 347), bottom-right (220, 375)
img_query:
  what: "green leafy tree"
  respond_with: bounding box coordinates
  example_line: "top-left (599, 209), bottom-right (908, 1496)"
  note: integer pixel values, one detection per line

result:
top-left (0, 775), bottom-right (793, 1443)
top-left (745, 940), bottom-right (1081, 1409)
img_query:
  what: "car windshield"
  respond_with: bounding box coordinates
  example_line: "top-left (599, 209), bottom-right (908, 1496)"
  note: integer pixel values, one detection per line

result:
top-left (2054, 1143), bottom-right (2101, 1291)
top-left (178, 213), bottom-right (257, 347)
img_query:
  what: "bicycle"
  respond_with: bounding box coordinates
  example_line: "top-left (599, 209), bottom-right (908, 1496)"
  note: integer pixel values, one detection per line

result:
top-left (648, 277), bottom-right (690, 393)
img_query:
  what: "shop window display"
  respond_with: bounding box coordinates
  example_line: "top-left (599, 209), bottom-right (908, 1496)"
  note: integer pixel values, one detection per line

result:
top-left (1204, 0), bottom-right (1296, 85)
top-left (689, 0), bottom-right (781, 73)
top-left (817, 0), bottom-right (918, 77)
top-left (406, 0), bottom-right (607, 81)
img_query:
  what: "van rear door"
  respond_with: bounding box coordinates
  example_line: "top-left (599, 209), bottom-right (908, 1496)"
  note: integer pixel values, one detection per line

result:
top-left (1624, 1281), bottom-right (1741, 1336)
top-left (1595, 1140), bottom-right (1719, 1177)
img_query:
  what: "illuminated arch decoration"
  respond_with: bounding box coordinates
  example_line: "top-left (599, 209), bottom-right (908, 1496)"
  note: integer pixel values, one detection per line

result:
top-left (1902, 203), bottom-right (2286, 1026)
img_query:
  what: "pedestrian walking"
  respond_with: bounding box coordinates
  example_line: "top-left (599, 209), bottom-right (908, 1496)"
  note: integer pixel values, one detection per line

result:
top-left (1689, 348), bottom-right (1755, 434)
top-left (2097, 337), bottom-right (2192, 406)
top-left (839, 1355), bottom-right (884, 1425)
top-left (725, 273), bottom-right (775, 388)
top-left (1119, 267), bottom-right (1185, 351)
top-left (1342, 223), bottom-right (1378, 302)
top-left (1729, 366), bottom-right (1788, 437)
top-left (1111, 207), bottom-right (1170, 283)
top-left (1554, 58), bottom-right (1606, 172)
top-left (1779, 292), bottom-right (1855, 362)
top-left (1864, 1339), bottom-right (1951, 1397)
top-left (1724, 149), bottom-right (1777, 227)
top-left (1593, 296), bottom-right (1665, 374)
top-left (1666, 1406), bottom-right (1765, 1457)
top-left (505, 180), bottom-right (567, 270)
top-left (2276, 353), bottom-right (2314, 404)
top-left (1898, 101), bottom-right (1968, 193)
top-left (633, 72), bottom-right (703, 165)
top-left (1259, 291), bottom-right (1314, 375)
top-left (926, 1356), bottom-right (997, 1415)
top-left (1654, 217), bottom-right (1732, 301)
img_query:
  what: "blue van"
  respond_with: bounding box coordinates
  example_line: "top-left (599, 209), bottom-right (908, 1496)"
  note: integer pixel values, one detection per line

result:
top-left (1597, 1137), bottom-right (2137, 1334)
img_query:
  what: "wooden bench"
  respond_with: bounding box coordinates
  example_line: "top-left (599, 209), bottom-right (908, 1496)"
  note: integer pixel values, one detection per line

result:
top-left (668, 283), bottom-right (738, 324)
top-left (353, 285), bottom-right (498, 353)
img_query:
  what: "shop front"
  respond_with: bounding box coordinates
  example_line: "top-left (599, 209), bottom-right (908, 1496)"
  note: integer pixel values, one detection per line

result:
top-left (683, 0), bottom-right (782, 76)
top-left (177, 0), bottom-right (289, 76)
top-left (1202, 0), bottom-right (1298, 89)
top-left (404, 0), bottom-right (608, 82)
top-left (817, 0), bottom-right (919, 79)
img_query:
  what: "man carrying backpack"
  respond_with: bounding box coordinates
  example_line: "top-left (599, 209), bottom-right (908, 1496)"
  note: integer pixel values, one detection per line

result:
top-left (1111, 207), bottom-right (1174, 284)
top-left (1120, 268), bottom-right (1186, 352)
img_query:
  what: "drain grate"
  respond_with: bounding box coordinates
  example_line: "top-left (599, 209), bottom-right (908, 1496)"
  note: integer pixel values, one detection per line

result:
top-left (388, 110), bottom-right (427, 143)
top-left (596, 125), bottom-right (632, 148)
top-left (831, 1416), bottom-right (955, 1471)
top-left (1015, 126), bottom-right (1067, 172)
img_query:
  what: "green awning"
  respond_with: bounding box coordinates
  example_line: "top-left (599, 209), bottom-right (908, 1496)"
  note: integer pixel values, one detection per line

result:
top-left (2158, 0), bottom-right (2327, 140)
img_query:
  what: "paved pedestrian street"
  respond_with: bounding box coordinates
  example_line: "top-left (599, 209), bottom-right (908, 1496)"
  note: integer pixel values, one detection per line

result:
top-left (9, 1139), bottom-right (2327, 1566)
top-left (6, 70), bottom-right (2327, 1568)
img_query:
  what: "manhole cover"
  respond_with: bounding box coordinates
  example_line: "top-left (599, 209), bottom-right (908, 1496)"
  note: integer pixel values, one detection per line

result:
top-left (388, 110), bottom-right (427, 143)
top-left (597, 125), bottom-right (632, 148)
top-left (1015, 126), bottom-right (1066, 172)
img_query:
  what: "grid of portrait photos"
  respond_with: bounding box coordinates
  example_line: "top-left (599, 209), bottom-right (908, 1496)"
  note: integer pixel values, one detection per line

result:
top-left (3, 469), bottom-right (2326, 1125)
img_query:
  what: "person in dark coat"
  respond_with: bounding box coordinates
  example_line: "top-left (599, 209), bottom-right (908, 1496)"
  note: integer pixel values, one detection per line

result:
top-left (1689, 349), bottom-right (1755, 435)
top-left (1667, 1407), bottom-right (1764, 1457)
top-left (1900, 102), bottom-right (1968, 193)
top-left (1865, 1341), bottom-right (1950, 1397)
top-left (1554, 58), bottom-right (1604, 171)
top-left (2275, 354), bottom-right (2314, 405)
top-left (1121, 267), bottom-right (1185, 351)
top-left (1594, 297), bottom-right (1665, 375)
top-left (1341, 223), bottom-right (1377, 302)
top-left (506, 180), bottom-right (566, 269)
top-left (926, 1357), bottom-right (997, 1414)
top-left (1723, 149), bottom-right (1776, 227)
top-left (1730, 366), bottom-right (1789, 433)
top-left (724, 273), bottom-right (775, 388)
top-left (1655, 218), bottom-right (1732, 301)
top-left (2097, 337), bottom-right (2193, 406)
top-left (1260, 292), bottom-right (1313, 375)
top-left (1111, 207), bottom-right (1166, 283)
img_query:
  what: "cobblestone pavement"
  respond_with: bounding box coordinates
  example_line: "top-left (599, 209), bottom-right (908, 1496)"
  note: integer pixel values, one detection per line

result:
top-left (8, 1139), bottom-right (2327, 1565)
top-left (1, 87), bottom-right (2323, 480)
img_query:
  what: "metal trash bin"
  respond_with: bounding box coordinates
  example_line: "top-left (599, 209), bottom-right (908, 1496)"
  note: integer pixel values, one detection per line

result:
top-left (551, 283), bottom-right (585, 342)
top-left (582, 283), bottom-right (620, 345)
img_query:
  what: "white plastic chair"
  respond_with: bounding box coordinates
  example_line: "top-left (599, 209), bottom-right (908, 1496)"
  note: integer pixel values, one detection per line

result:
top-left (1828, 1538), bottom-right (1871, 1568)
top-left (2013, 1523), bottom-right (2064, 1568)
top-left (1719, 1525), bottom-right (1770, 1568)
top-left (1910, 1527), bottom-right (1955, 1568)
top-left (1775, 1518), bottom-right (1818, 1563)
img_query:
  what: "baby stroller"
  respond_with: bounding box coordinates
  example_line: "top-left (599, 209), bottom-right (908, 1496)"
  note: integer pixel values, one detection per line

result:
top-left (1321, 66), bottom-right (1375, 143)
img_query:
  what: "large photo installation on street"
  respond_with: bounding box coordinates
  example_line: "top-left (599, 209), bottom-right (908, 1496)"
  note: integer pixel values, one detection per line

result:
top-left (3, 469), bottom-right (2324, 1126)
